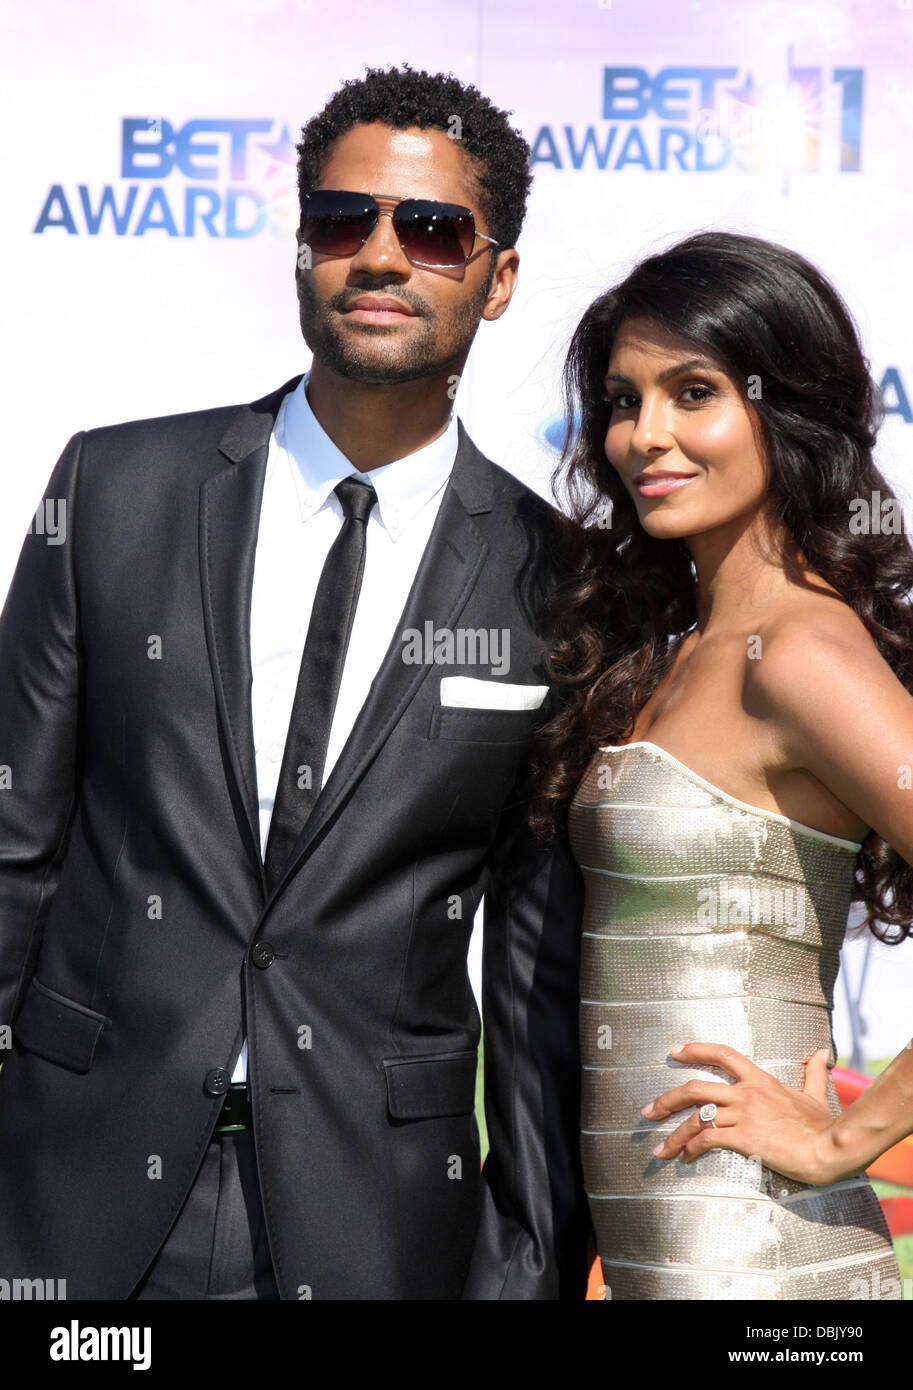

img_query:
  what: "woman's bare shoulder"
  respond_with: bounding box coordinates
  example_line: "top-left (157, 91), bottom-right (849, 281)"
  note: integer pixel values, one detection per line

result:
top-left (745, 589), bottom-right (908, 751)
top-left (750, 590), bottom-right (882, 670)
top-left (743, 589), bottom-right (913, 864)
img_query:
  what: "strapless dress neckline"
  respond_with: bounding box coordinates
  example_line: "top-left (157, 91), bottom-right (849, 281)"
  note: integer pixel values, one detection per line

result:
top-left (598, 741), bottom-right (864, 851)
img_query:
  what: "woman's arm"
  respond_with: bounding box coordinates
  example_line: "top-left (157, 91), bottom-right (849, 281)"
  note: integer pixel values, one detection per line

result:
top-left (823, 1039), bottom-right (913, 1176)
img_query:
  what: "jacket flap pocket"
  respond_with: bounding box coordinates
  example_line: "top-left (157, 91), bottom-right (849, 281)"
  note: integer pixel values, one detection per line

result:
top-left (382, 1049), bottom-right (478, 1119)
top-left (14, 977), bottom-right (109, 1073)
top-left (429, 704), bottom-right (539, 744)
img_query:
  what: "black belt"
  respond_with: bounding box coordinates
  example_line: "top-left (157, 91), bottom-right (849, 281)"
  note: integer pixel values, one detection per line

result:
top-left (214, 1084), bottom-right (252, 1133)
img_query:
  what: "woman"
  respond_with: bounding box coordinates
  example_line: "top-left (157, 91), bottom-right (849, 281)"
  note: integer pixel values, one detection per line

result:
top-left (528, 230), bottom-right (913, 1300)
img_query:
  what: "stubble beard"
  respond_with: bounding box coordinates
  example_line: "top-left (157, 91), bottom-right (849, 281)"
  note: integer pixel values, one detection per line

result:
top-left (296, 270), bottom-right (492, 385)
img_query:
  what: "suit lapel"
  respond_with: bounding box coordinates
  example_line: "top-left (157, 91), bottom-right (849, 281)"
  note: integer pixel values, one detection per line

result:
top-left (201, 377), bottom-right (495, 903)
top-left (200, 376), bottom-right (303, 887)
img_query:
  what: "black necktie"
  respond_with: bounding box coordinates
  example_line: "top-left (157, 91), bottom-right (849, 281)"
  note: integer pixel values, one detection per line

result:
top-left (263, 474), bottom-right (377, 891)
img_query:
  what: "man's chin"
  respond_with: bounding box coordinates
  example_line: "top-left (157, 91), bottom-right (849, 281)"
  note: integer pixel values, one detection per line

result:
top-left (330, 360), bottom-right (441, 385)
top-left (308, 341), bottom-right (448, 385)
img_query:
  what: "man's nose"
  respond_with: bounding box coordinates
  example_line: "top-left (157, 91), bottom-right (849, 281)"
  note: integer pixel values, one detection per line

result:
top-left (348, 210), bottom-right (411, 275)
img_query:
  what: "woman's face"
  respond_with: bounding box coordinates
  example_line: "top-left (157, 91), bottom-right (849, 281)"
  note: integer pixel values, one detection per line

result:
top-left (603, 315), bottom-right (771, 543)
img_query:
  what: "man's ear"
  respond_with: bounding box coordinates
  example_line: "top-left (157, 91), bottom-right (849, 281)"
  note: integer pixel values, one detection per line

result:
top-left (482, 248), bottom-right (519, 323)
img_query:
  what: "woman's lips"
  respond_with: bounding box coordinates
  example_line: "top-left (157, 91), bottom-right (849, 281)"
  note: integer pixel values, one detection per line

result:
top-left (636, 475), bottom-right (696, 497)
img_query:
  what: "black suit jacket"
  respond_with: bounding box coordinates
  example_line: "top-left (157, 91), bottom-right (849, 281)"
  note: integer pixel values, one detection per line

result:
top-left (0, 376), bottom-right (591, 1299)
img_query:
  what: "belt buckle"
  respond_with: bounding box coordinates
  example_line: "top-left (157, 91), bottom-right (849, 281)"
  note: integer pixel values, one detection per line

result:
top-left (214, 1083), bottom-right (252, 1133)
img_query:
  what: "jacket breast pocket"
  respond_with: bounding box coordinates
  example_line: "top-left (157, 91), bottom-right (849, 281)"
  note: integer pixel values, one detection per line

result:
top-left (429, 704), bottom-right (541, 745)
top-left (382, 1048), bottom-right (478, 1120)
top-left (13, 976), bottom-right (109, 1073)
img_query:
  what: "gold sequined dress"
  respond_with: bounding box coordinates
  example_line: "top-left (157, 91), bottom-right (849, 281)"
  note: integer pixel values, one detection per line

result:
top-left (568, 740), bottom-right (901, 1300)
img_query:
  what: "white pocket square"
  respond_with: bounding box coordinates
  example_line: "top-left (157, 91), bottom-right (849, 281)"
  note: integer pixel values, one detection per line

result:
top-left (439, 677), bottom-right (549, 711)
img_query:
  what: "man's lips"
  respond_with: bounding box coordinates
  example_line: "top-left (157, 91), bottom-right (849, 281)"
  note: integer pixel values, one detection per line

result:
top-left (341, 296), bottom-right (416, 323)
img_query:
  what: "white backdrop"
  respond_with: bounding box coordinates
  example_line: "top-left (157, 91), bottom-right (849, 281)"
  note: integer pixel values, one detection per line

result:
top-left (2, 0), bottom-right (912, 1059)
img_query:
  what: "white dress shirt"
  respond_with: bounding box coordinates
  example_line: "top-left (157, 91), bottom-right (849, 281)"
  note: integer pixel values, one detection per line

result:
top-left (230, 372), bottom-right (460, 1082)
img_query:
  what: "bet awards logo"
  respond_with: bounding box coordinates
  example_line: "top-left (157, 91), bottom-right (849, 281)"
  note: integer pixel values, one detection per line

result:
top-left (34, 118), bottom-right (298, 239)
top-left (532, 59), bottom-right (864, 173)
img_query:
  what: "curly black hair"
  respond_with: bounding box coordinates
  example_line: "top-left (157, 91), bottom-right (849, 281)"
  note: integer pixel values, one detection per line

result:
top-left (296, 63), bottom-right (532, 252)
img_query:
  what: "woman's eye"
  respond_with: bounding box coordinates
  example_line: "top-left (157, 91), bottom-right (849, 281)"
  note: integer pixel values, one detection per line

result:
top-left (603, 384), bottom-right (715, 410)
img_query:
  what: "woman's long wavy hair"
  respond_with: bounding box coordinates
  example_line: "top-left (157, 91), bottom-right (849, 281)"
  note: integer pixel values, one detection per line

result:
top-left (527, 230), bottom-right (913, 942)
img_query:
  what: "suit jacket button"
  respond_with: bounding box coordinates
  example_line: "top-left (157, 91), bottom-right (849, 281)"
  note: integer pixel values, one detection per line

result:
top-left (204, 1068), bottom-right (230, 1097)
top-left (251, 941), bottom-right (275, 969)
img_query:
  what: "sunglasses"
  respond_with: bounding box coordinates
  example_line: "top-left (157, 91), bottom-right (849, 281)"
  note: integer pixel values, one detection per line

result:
top-left (299, 189), bottom-right (501, 269)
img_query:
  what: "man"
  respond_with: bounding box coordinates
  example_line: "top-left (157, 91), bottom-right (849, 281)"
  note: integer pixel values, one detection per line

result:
top-left (0, 65), bottom-right (590, 1300)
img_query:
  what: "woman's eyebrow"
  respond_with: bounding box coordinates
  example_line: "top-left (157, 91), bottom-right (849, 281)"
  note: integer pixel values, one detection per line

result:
top-left (604, 357), bottom-right (720, 386)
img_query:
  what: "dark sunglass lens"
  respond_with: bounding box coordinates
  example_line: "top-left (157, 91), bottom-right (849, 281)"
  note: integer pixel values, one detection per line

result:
top-left (394, 200), bottom-right (475, 265)
top-left (300, 191), bottom-right (377, 256)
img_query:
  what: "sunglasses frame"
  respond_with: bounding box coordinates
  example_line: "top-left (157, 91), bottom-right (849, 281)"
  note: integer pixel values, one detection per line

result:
top-left (299, 189), bottom-right (501, 269)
